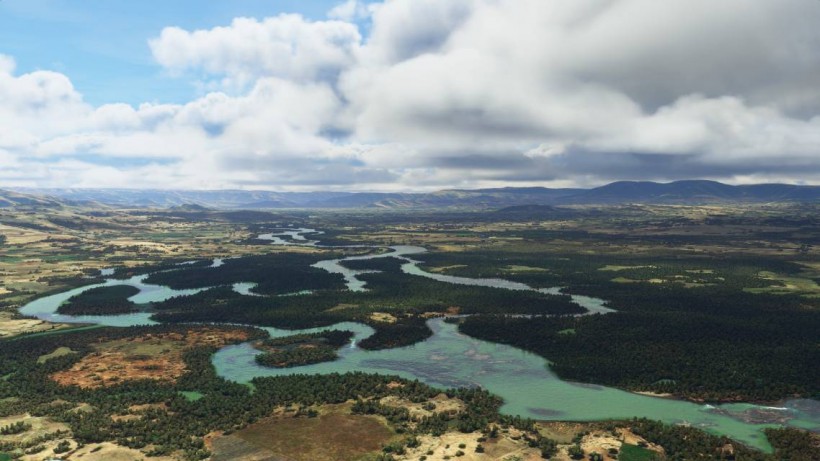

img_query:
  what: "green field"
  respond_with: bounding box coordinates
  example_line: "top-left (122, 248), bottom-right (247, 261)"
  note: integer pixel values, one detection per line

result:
top-left (619, 443), bottom-right (658, 461)
top-left (179, 391), bottom-right (204, 401)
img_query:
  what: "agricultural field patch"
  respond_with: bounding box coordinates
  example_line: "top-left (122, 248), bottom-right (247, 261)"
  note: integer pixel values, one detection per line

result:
top-left (745, 271), bottom-right (820, 297)
top-left (0, 312), bottom-right (70, 338)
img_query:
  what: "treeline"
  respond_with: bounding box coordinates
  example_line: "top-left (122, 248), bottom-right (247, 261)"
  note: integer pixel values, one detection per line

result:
top-left (763, 427), bottom-right (820, 461)
top-left (56, 285), bottom-right (140, 315)
top-left (262, 330), bottom-right (353, 348)
top-left (416, 249), bottom-right (805, 292)
top-left (112, 259), bottom-right (212, 278)
top-left (254, 330), bottom-right (354, 368)
top-left (0, 421), bottom-right (30, 435)
top-left (358, 317), bottom-right (433, 350)
top-left (340, 256), bottom-right (406, 271)
top-left (143, 252), bottom-right (346, 295)
top-left (426, 232), bottom-right (820, 402)
top-left (148, 255), bottom-right (580, 349)
top-left (458, 292), bottom-right (820, 401)
top-left (628, 418), bottom-right (820, 461)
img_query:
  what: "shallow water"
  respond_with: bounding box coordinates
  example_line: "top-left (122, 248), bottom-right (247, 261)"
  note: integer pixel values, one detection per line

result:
top-left (257, 228), bottom-right (322, 246)
top-left (232, 282), bottom-right (262, 297)
top-left (18, 230), bottom-right (819, 451)
top-left (19, 273), bottom-right (208, 327)
top-left (213, 318), bottom-right (819, 451)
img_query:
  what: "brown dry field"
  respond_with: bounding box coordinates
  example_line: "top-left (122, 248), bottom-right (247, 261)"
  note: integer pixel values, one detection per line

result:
top-left (50, 327), bottom-right (251, 388)
top-left (210, 404), bottom-right (397, 461)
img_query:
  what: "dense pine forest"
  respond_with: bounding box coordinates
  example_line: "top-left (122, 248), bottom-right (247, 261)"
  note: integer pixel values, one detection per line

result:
top-left (456, 287), bottom-right (819, 401)
top-left (254, 330), bottom-right (354, 367)
top-left (57, 285), bottom-right (141, 316)
top-left (144, 255), bottom-right (580, 349)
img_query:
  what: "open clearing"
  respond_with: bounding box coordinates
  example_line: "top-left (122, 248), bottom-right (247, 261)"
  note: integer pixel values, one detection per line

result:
top-left (210, 404), bottom-right (396, 461)
top-left (379, 393), bottom-right (465, 419)
top-left (50, 327), bottom-right (251, 388)
top-left (37, 346), bottom-right (76, 364)
top-left (503, 265), bottom-right (548, 272)
top-left (55, 442), bottom-right (178, 461)
top-left (745, 271), bottom-right (820, 297)
top-left (0, 413), bottom-right (74, 461)
top-left (0, 312), bottom-right (71, 338)
top-left (399, 429), bottom-right (541, 461)
top-left (598, 265), bottom-right (655, 272)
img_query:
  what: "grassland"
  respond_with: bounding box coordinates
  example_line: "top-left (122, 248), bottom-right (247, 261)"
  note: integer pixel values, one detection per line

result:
top-left (211, 403), bottom-right (398, 461)
top-left (618, 443), bottom-right (659, 461)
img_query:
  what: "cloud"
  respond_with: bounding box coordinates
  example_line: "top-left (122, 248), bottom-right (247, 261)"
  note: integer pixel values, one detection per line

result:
top-left (327, 0), bottom-right (373, 22)
top-left (3, 1), bottom-right (820, 190)
top-left (0, 59), bottom-right (89, 138)
top-left (362, 0), bottom-right (476, 64)
top-left (338, 0), bottom-right (820, 185)
top-left (149, 15), bottom-right (361, 88)
top-left (0, 55), bottom-right (15, 74)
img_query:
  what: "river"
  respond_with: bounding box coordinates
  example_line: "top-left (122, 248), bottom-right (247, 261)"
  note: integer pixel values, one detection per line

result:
top-left (18, 227), bottom-right (819, 451)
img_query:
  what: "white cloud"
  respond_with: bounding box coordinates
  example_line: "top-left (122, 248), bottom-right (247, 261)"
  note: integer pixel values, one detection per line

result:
top-left (3, 0), bottom-right (820, 190)
top-left (0, 64), bottom-right (90, 139)
top-left (327, 0), bottom-right (373, 22)
top-left (338, 0), bottom-right (820, 184)
top-left (0, 54), bottom-right (15, 74)
top-left (149, 15), bottom-right (361, 88)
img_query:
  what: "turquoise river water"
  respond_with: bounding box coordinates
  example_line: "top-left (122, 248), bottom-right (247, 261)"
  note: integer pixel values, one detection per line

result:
top-left (19, 227), bottom-right (819, 452)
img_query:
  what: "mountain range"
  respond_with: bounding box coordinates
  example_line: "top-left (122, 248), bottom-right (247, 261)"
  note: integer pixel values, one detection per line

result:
top-left (4, 180), bottom-right (819, 210)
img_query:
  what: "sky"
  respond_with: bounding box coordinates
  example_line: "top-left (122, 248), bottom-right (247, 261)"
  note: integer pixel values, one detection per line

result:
top-left (1, 0), bottom-right (820, 191)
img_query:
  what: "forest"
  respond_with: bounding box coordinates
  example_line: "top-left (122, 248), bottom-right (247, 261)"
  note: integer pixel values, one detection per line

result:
top-left (0, 321), bottom-right (815, 460)
top-left (254, 330), bottom-right (354, 368)
top-left (0, 324), bottom-right (524, 459)
top-left (403, 240), bottom-right (820, 402)
top-left (2, 204), bottom-right (819, 459)
top-left (142, 252), bottom-right (347, 295)
top-left (457, 287), bottom-right (820, 402)
top-left (56, 285), bottom-right (140, 316)
top-left (146, 255), bottom-right (580, 349)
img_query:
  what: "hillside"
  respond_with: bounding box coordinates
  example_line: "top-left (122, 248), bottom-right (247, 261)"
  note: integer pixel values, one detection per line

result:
top-left (9, 180), bottom-right (820, 210)
top-left (0, 189), bottom-right (66, 209)
top-left (561, 180), bottom-right (820, 204)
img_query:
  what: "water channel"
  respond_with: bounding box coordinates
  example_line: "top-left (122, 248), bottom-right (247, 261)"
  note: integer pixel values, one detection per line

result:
top-left (19, 228), bottom-right (819, 451)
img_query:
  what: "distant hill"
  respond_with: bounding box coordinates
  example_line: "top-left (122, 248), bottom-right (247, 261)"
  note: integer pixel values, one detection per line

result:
top-left (561, 180), bottom-right (820, 204)
top-left (9, 180), bottom-right (819, 210)
top-left (168, 203), bottom-right (212, 212)
top-left (0, 189), bottom-right (66, 209)
top-left (493, 204), bottom-right (580, 217)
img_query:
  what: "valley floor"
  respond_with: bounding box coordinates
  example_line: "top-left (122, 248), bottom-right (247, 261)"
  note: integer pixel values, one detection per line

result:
top-left (0, 202), bottom-right (818, 460)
